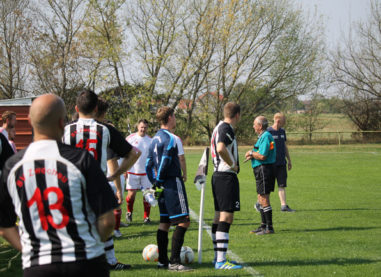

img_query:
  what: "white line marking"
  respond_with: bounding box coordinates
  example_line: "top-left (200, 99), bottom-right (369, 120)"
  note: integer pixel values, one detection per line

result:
top-left (189, 208), bottom-right (263, 276)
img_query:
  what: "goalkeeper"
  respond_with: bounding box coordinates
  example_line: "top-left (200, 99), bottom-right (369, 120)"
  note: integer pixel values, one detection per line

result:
top-left (145, 107), bottom-right (192, 272)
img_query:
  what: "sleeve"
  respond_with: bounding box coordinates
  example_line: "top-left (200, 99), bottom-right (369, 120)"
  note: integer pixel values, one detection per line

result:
top-left (155, 133), bottom-right (174, 182)
top-left (258, 135), bottom-right (271, 157)
top-left (145, 146), bottom-right (156, 184)
top-left (107, 124), bottom-right (133, 158)
top-left (283, 129), bottom-right (287, 142)
top-left (106, 147), bottom-right (119, 161)
top-left (175, 136), bottom-right (184, 155)
top-left (217, 124), bottom-right (233, 146)
top-left (0, 160), bottom-right (17, 227)
top-left (0, 134), bottom-right (15, 170)
top-left (83, 153), bottom-right (119, 217)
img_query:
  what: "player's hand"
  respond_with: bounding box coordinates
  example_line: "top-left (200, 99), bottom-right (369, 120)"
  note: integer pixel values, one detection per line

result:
top-left (116, 190), bottom-right (123, 205)
top-left (182, 175), bottom-right (187, 183)
top-left (232, 165), bottom-right (239, 173)
top-left (288, 162), bottom-right (292, 171)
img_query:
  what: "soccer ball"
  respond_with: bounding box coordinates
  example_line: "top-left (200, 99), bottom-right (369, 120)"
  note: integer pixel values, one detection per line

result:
top-left (142, 244), bottom-right (159, 262)
top-left (180, 246), bottom-right (194, 264)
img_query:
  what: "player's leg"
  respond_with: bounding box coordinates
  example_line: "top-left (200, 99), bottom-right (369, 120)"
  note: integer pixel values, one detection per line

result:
top-left (213, 173), bottom-right (242, 270)
top-left (125, 174), bottom-right (139, 224)
top-left (256, 165), bottom-right (275, 235)
top-left (164, 177), bottom-right (192, 271)
top-left (277, 165), bottom-right (295, 212)
top-left (142, 175), bottom-right (152, 223)
top-left (104, 237), bottom-right (131, 270)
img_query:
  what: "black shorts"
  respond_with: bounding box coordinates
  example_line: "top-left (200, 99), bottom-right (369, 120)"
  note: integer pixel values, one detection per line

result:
top-left (23, 255), bottom-right (109, 277)
top-left (212, 172), bottom-right (240, 212)
top-left (274, 165), bottom-right (287, 188)
top-left (158, 177), bottom-right (190, 225)
top-left (254, 164), bottom-right (275, 195)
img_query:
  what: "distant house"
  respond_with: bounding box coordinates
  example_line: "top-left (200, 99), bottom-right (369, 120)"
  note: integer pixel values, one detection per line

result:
top-left (0, 97), bottom-right (35, 150)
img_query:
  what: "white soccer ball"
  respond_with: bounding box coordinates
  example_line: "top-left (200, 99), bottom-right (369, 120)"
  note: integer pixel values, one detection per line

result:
top-left (142, 244), bottom-right (159, 262)
top-left (180, 246), bottom-right (194, 264)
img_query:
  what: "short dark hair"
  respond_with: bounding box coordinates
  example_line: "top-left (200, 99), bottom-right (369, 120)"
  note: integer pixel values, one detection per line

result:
top-left (138, 119), bottom-right (149, 125)
top-left (156, 107), bottom-right (174, 125)
top-left (96, 97), bottom-right (109, 118)
top-left (76, 89), bottom-right (98, 115)
top-left (2, 110), bottom-right (16, 123)
top-left (224, 102), bottom-right (240, 119)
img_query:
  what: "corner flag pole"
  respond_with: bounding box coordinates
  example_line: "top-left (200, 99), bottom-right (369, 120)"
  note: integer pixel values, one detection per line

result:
top-left (194, 147), bottom-right (209, 264)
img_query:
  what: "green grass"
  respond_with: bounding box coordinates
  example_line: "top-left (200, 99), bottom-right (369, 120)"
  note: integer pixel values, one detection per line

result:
top-left (1, 144), bottom-right (381, 276)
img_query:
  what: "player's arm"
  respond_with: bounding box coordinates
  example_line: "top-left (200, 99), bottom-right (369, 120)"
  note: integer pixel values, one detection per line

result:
top-left (108, 147), bottom-right (141, 181)
top-left (0, 226), bottom-right (21, 251)
top-left (0, 164), bottom-right (21, 251)
top-left (216, 142), bottom-right (238, 172)
top-left (249, 139), bottom-right (270, 161)
top-left (179, 154), bottom-right (187, 182)
top-left (107, 158), bottom-right (122, 204)
top-left (285, 143), bottom-right (292, 170)
top-left (83, 152), bottom-right (118, 241)
top-left (155, 135), bottom-right (175, 182)
top-left (107, 125), bottom-right (141, 181)
top-left (96, 210), bottom-right (115, 242)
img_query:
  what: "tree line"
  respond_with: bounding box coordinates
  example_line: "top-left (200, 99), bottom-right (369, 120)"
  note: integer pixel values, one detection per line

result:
top-left (0, 0), bottom-right (379, 143)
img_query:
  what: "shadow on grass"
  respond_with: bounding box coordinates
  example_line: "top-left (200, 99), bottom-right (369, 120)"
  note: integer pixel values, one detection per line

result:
top-left (281, 226), bottom-right (380, 233)
top-left (246, 257), bottom-right (381, 267)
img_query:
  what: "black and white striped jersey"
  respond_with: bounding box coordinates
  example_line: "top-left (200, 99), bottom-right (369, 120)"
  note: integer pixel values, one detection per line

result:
top-left (211, 121), bottom-right (239, 173)
top-left (0, 140), bottom-right (118, 269)
top-left (63, 118), bottom-right (132, 174)
top-left (0, 132), bottom-right (14, 174)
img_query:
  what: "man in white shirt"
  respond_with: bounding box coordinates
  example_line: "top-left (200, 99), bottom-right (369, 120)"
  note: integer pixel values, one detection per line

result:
top-left (125, 119), bottom-right (153, 224)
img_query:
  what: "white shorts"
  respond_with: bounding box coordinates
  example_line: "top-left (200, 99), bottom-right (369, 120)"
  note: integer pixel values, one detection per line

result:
top-left (126, 174), bottom-right (152, 190)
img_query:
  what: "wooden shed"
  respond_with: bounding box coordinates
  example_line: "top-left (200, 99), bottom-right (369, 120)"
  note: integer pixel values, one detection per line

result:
top-left (0, 97), bottom-right (35, 151)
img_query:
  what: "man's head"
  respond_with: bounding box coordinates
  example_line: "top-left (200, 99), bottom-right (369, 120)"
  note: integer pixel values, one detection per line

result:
top-left (273, 112), bottom-right (286, 128)
top-left (75, 89), bottom-right (98, 116)
top-left (223, 102), bottom-right (240, 126)
top-left (2, 110), bottom-right (17, 129)
top-left (137, 119), bottom-right (149, 137)
top-left (95, 97), bottom-right (109, 121)
top-left (253, 116), bottom-right (268, 135)
top-left (156, 107), bottom-right (176, 130)
top-left (29, 94), bottom-right (67, 141)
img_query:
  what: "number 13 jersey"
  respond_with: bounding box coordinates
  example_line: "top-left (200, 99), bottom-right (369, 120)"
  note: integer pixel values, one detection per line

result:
top-left (0, 140), bottom-right (118, 269)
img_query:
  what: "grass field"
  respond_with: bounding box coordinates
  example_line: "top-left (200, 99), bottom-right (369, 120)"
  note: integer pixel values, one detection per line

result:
top-left (1, 144), bottom-right (381, 276)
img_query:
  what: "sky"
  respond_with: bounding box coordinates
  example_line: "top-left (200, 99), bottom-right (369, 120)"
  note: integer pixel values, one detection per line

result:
top-left (297, 0), bottom-right (371, 49)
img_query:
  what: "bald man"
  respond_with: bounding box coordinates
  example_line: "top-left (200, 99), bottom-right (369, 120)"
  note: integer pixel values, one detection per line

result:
top-left (0, 94), bottom-right (117, 277)
top-left (245, 116), bottom-right (276, 235)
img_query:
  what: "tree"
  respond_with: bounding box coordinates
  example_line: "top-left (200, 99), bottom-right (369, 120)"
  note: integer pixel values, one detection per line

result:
top-left (128, 0), bottom-right (326, 141)
top-left (331, 0), bottom-right (381, 132)
top-left (79, 0), bottom-right (127, 90)
top-left (28, 0), bottom-right (87, 111)
top-left (0, 0), bottom-right (30, 99)
top-left (297, 94), bottom-right (328, 142)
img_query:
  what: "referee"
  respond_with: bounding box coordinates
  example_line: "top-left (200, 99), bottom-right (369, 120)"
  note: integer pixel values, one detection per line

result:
top-left (246, 116), bottom-right (276, 235)
top-left (0, 94), bottom-right (117, 277)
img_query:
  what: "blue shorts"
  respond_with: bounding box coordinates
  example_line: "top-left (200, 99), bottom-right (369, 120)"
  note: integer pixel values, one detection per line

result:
top-left (158, 177), bottom-right (190, 225)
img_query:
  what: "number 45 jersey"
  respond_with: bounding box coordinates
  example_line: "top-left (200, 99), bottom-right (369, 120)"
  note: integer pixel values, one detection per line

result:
top-left (0, 140), bottom-right (118, 269)
top-left (63, 118), bottom-right (132, 174)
